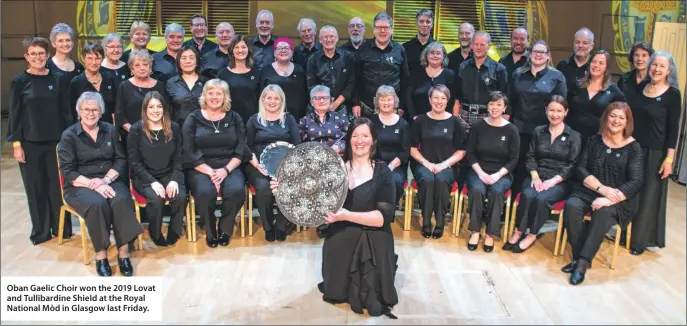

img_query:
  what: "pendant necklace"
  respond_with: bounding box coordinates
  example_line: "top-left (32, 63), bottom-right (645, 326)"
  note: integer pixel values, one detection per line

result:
top-left (211, 120), bottom-right (221, 133)
top-left (151, 130), bottom-right (160, 141)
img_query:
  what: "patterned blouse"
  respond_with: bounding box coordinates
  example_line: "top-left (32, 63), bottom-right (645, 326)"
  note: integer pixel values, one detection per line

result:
top-left (299, 110), bottom-right (349, 151)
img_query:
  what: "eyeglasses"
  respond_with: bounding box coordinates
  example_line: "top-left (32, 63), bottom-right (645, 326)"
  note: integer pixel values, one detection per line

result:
top-left (348, 24), bottom-right (364, 29)
top-left (105, 45), bottom-right (122, 49)
top-left (191, 23), bottom-right (206, 28)
top-left (321, 35), bottom-right (337, 41)
top-left (275, 46), bottom-right (291, 52)
top-left (374, 26), bottom-right (391, 31)
top-left (81, 108), bottom-right (100, 115)
top-left (27, 52), bottom-right (47, 58)
top-left (312, 96), bottom-right (331, 101)
top-left (531, 50), bottom-right (549, 55)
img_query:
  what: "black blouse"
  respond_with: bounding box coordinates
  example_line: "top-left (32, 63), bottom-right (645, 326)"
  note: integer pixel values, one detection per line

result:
top-left (259, 64), bottom-right (308, 120)
top-left (617, 69), bottom-right (645, 99)
top-left (466, 120), bottom-right (520, 174)
top-left (68, 68), bottom-right (118, 124)
top-left (46, 58), bottom-right (84, 90)
top-left (525, 124), bottom-right (582, 181)
top-left (627, 85), bottom-right (682, 150)
top-left (166, 75), bottom-right (206, 125)
top-left (127, 120), bottom-right (184, 187)
top-left (246, 113), bottom-right (301, 160)
top-left (114, 79), bottom-right (169, 131)
top-left (217, 67), bottom-right (261, 124)
top-left (7, 71), bottom-right (71, 143)
top-left (408, 68), bottom-right (458, 119)
top-left (509, 67), bottom-right (567, 134)
top-left (567, 83), bottom-right (625, 140)
top-left (410, 114), bottom-right (465, 164)
top-left (182, 109), bottom-right (247, 169)
top-left (370, 114), bottom-right (410, 166)
top-left (101, 64), bottom-right (131, 89)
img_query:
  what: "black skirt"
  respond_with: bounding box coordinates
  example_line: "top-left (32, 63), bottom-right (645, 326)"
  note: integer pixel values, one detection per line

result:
top-left (632, 147), bottom-right (668, 248)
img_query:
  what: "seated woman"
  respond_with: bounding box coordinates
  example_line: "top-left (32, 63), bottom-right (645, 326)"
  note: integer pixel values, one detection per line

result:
top-left (127, 91), bottom-right (186, 247)
top-left (58, 92), bottom-right (143, 277)
top-left (504, 95), bottom-right (582, 253)
top-left (410, 84), bottom-right (466, 239)
top-left (562, 102), bottom-right (643, 285)
top-left (465, 91), bottom-right (520, 252)
top-left (370, 85), bottom-right (410, 205)
top-left (299, 85), bottom-right (350, 154)
top-left (183, 79), bottom-right (247, 248)
top-left (245, 84), bottom-right (301, 242)
top-left (270, 118), bottom-right (399, 318)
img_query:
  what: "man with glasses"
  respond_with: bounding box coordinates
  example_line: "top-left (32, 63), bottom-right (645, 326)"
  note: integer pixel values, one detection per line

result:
top-left (183, 14), bottom-right (217, 56)
top-left (556, 27), bottom-right (595, 96)
top-left (499, 27), bottom-right (529, 85)
top-left (293, 18), bottom-right (320, 71)
top-left (447, 22), bottom-right (475, 76)
top-left (353, 13), bottom-right (411, 119)
top-left (200, 22), bottom-right (234, 79)
top-left (251, 9), bottom-right (278, 71)
top-left (403, 9), bottom-right (434, 76)
top-left (339, 17), bottom-right (366, 53)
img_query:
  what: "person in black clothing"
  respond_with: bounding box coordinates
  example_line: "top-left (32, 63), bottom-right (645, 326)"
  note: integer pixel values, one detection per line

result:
top-left (408, 41), bottom-right (458, 120)
top-left (447, 22), bottom-right (474, 76)
top-left (567, 50), bottom-right (625, 141)
top-left (410, 85), bottom-right (466, 239)
top-left (556, 27), bottom-right (594, 97)
top-left (293, 18), bottom-right (320, 70)
top-left (499, 27), bottom-right (529, 86)
top-left (370, 85), bottom-right (410, 205)
top-left (617, 41), bottom-right (653, 98)
top-left (152, 23), bottom-right (184, 83)
top-left (120, 20), bottom-right (156, 65)
top-left (465, 91), bottom-right (520, 252)
top-left (166, 45), bottom-right (207, 126)
top-left (183, 14), bottom-right (218, 57)
top-left (218, 34), bottom-right (261, 124)
top-left (69, 42), bottom-right (117, 124)
top-left (353, 13), bottom-right (412, 119)
top-left (200, 22), bottom-right (234, 79)
top-left (252, 10), bottom-right (277, 71)
top-left (100, 33), bottom-right (130, 87)
top-left (503, 95), bottom-right (581, 253)
top-left (8, 37), bottom-right (72, 245)
top-left (402, 9), bottom-right (434, 76)
top-left (245, 85), bottom-right (301, 242)
top-left (270, 118), bottom-right (399, 318)
top-left (562, 102), bottom-right (643, 285)
top-left (627, 51), bottom-right (682, 255)
top-left (259, 37), bottom-right (307, 120)
top-left (339, 17), bottom-right (366, 53)
top-left (46, 23), bottom-right (84, 90)
top-left (183, 79), bottom-right (247, 248)
top-left (127, 91), bottom-right (186, 247)
top-left (58, 92), bottom-right (144, 277)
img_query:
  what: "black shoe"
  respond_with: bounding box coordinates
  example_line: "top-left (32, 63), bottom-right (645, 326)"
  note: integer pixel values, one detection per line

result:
top-left (502, 240), bottom-right (518, 251)
top-left (569, 269), bottom-right (586, 285)
top-left (630, 248), bottom-right (645, 256)
top-left (275, 229), bottom-right (287, 242)
top-left (511, 240), bottom-right (534, 254)
top-left (166, 232), bottom-right (179, 246)
top-left (431, 226), bottom-right (444, 239)
top-left (561, 261), bottom-right (577, 273)
top-left (118, 257), bottom-right (134, 277)
top-left (467, 235), bottom-right (479, 251)
top-left (483, 242), bottom-right (494, 253)
top-left (421, 226), bottom-right (432, 238)
top-left (265, 230), bottom-right (276, 242)
top-left (95, 258), bottom-right (112, 277)
top-left (150, 235), bottom-right (168, 247)
top-left (206, 236), bottom-right (218, 248)
top-left (218, 232), bottom-right (230, 246)
top-left (31, 236), bottom-right (52, 246)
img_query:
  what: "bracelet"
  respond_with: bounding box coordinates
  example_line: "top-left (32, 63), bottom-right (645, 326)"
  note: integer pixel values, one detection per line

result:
top-left (665, 157), bottom-right (674, 164)
top-left (224, 166), bottom-right (231, 174)
top-left (12, 141), bottom-right (21, 148)
top-left (595, 185), bottom-right (602, 192)
top-left (530, 171), bottom-right (539, 179)
top-left (104, 176), bottom-right (112, 184)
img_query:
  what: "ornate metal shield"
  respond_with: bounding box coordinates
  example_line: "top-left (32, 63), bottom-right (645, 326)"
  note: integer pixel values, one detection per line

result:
top-left (259, 141), bottom-right (296, 178)
top-left (274, 142), bottom-right (348, 227)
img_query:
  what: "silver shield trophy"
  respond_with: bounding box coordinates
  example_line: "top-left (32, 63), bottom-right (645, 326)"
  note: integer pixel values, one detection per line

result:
top-left (259, 141), bottom-right (296, 178)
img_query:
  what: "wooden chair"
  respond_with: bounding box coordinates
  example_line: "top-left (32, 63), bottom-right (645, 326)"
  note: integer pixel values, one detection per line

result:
top-left (404, 179), bottom-right (460, 232)
top-left (454, 186), bottom-right (512, 240)
top-left (507, 194), bottom-right (566, 256)
top-left (187, 190), bottom-right (246, 242)
top-left (130, 184), bottom-right (192, 243)
top-left (559, 214), bottom-right (632, 270)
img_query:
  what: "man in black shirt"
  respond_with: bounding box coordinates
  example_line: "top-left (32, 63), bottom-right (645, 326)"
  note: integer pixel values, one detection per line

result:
top-left (293, 18), bottom-right (320, 71)
top-left (402, 9), bottom-right (434, 76)
top-left (251, 9), bottom-right (277, 71)
top-left (152, 23), bottom-right (184, 83)
top-left (339, 17), bottom-right (366, 53)
top-left (353, 13), bottom-right (411, 119)
top-left (200, 22), bottom-right (233, 79)
top-left (447, 22), bottom-right (475, 76)
top-left (183, 14), bottom-right (217, 57)
top-left (556, 27), bottom-right (594, 97)
top-left (499, 27), bottom-right (529, 85)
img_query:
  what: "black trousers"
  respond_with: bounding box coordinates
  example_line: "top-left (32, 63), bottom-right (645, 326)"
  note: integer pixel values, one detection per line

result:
top-left (390, 165), bottom-right (407, 205)
top-left (466, 169), bottom-right (512, 237)
top-left (64, 181), bottom-right (144, 252)
top-left (515, 178), bottom-right (569, 234)
top-left (631, 148), bottom-right (668, 249)
top-left (511, 133), bottom-right (531, 195)
top-left (245, 165), bottom-right (286, 232)
top-left (412, 163), bottom-right (454, 228)
top-left (188, 169), bottom-right (245, 239)
top-left (19, 141), bottom-right (66, 243)
top-left (133, 175), bottom-right (187, 240)
top-left (563, 196), bottom-right (618, 261)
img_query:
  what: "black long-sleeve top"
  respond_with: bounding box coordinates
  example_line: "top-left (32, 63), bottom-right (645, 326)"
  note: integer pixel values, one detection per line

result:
top-left (338, 40), bottom-right (362, 54)
top-left (127, 120), bottom-right (184, 187)
top-left (183, 38), bottom-right (218, 57)
top-left (617, 69), bottom-right (645, 99)
top-left (408, 68), bottom-right (458, 118)
top-left (166, 75), bottom-right (207, 125)
top-left (68, 68), bottom-right (118, 124)
top-left (627, 85), bottom-right (682, 150)
top-left (120, 48), bottom-right (156, 66)
top-left (57, 121), bottom-right (127, 189)
top-left (114, 79), bottom-right (169, 132)
top-left (456, 57), bottom-right (509, 108)
top-left (151, 49), bottom-right (178, 83)
top-left (293, 42), bottom-right (320, 71)
top-left (7, 71), bottom-right (71, 143)
top-left (182, 109), bottom-right (247, 169)
top-left (466, 120), bottom-right (520, 174)
top-left (509, 67), bottom-right (567, 134)
top-left (556, 54), bottom-right (589, 97)
top-left (371, 114), bottom-right (410, 166)
top-left (259, 64), bottom-right (308, 120)
top-left (525, 124), bottom-right (582, 181)
top-left (246, 113), bottom-right (301, 160)
top-left (567, 83), bottom-right (625, 140)
top-left (251, 35), bottom-right (276, 71)
top-left (217, 67), bottom-right (261, 124)
top-left (410, 114), bottom-right (465, 164)
top-left (306, 49), bottom-right (356, 108)
top-left (402, 35), bottom-right (433, 76)
top-left (572, 134), bottom-right (643, 222)
top-left (101, 64), bottom-right (131, 89)
top-left (46, 58), bottom-right (84, 90)
top-left (200, 47), bottom-right (229, 79)
top-left (498, 51), bottom-right (528, 85)
top-left (447, 48), bottom-right (473, 76)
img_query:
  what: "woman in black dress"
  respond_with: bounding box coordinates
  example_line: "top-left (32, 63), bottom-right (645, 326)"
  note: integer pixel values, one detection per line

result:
top-left (245, 84), bottom-right (301, 242)
top-left (465, 91), bottom-right (520, 252)
top-left (567, 50), bottom-right (625, 142)
top-left (183, 79), bottom-right (247, 248)
top-left (627, 51), bottom-right (682, 255)
top-left (503, 95), bottom-right (581, 253)
top-left (370, 85), bottom-right (410, 205)
top-left (407, 41), bottom-right (458, 120)
top-left (100, 32), bottom-right (130, 87)
top-left (166, 45), bottom-right (207, 126)
top-left (410, 85), bottom-right (466, 239)
top-left (259, 37), bottom-right (308, 120)
top-left (562, 102), bottom-right (643, 285)
top-left (69, 42), bottom-right (117, 124)
top-left (8, 37), bottom-right (72, 245)
top-left (58, 92), bottom-right (144, 277)
top-left (617, 41), bottom-right (653, 98)
top-left (46, 23), bottom-right (84, 93)
top-left (218, 34), bottom-right (261, 124)
top-left (127, 91), bottom-right (186, 247)
top-left (270, 118), bottom-right (399, 318)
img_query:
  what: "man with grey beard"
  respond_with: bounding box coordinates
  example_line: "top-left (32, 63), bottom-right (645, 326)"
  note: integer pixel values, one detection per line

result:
top-left (339, 17), bottom-right (366, 53)
top-left (447, 22), bottom-right (475, 76)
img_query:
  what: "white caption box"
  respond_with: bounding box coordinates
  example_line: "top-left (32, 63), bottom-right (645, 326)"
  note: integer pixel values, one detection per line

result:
top-left (1, 276), bottom-right (163, 321)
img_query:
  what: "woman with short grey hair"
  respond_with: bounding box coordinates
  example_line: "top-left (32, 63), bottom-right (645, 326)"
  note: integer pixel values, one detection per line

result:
top-left (100, 32), bottom-right (130, 86)
top-left (47, 23), bottom-right (84, 100)
top-left (407, 41), bottom-right (457, 120)
top-left (299, 85), bottom-right (349, 155)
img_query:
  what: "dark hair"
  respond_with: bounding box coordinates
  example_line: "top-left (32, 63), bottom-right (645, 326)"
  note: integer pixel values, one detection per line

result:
top-left (600, 102), bottom-right (634, 138)
top-left (582, 49), bottom-right (611, 88)
top-left (488, 91), bottom-right (509, 108)
top-left (628, 40), bottom-right (654, 65)
top-left (22, 37), bottom-right (49, 54)
top-left (416, 8), bottom-right (433, 20)
top-left (81, 42), bottom-right (104, 58)
top-left (141, 91), bottom-right (173, 142)
top-left (191, 14), bottom-right (207, 24)
top-left (175, 44), bottom-right (201, 75)
top-left (228, 34), bottom-right (254, 68)
top-left (547, 94), bottom-right (568, 110)
top-left (343, 117), bottom-right (378, 163)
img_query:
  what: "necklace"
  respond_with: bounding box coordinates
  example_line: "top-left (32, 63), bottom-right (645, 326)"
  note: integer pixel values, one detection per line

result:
top-left (151, 130), bottom-right (161, 141)
top-left (211, 120), bottom-right (221, 133)
top-left (87, 74), bottom-right (102, 85)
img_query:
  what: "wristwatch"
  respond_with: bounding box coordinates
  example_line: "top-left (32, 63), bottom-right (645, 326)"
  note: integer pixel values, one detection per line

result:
top-left (223, 166), bottom-right (231, 174)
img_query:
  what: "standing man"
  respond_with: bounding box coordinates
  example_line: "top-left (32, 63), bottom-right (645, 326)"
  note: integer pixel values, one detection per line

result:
top-left (402, 9), bottom-right (434, 75)
top-left (252, 9), bottom-right (277, 71)
top-left (353, 13), bottom-right (411, 119)
top-left (152, 23), bottom-right (185, 83)
top-left (447, 22), bottom-right (475, 76)
top-left (339, 17), bottom-right (366, 53)
top-left (183, 14), bottom-right (217, 56)
top-left (556, 27), bottom-right (594, 96)
top-left (499, 27), bottom-right (529, 85)
top-left (200, 22), bottom-right (234, 79)
top-left (293, 18), bottom-right (320, 70)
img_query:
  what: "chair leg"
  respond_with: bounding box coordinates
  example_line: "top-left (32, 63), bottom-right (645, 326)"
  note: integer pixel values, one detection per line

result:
top-left (455, 193), bottom-right (464, 236)
top-left (626, 222), bottom-right (632, 250)
top-left (185, 202), bottom-right (192, 242)
top-left (79, 218), bottom-right (89, 265)
top-left (502, 197), bottom-right (511, 240)
top-left (553, 211), bottom-right (564, 256)
top-left (405, 188), bottom-right (413, 231)
top-left (190, 197), bottom-right (196, 242)
top-left (240, 202), bottom-right (246, 238)
top-left (452, 191), bottom-right (459, 237)
top-left (611, 224), bottom-right (621, 270)
top-left (248, 190), bottom-right (253, 237)
top-left (560, 230), bottom-right (567, 257)
top-left (134, 203), bottom-right (143, 250)
top-left (509, 202), bottom-right (518, 240)
top-left (58, 206), bottom-right (66, 245)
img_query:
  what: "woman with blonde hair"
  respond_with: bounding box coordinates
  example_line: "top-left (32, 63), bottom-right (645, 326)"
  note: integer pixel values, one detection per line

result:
top-left (120, 20), bottom-right (156, 64)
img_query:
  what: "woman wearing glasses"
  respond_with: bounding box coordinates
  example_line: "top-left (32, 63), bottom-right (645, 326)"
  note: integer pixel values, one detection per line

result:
top-left (259, 37), bottom-right (307, 120)
top-left (100, 32), bottom-right (131, 88)
top-left (299, 85), bottom-right (350, 154)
